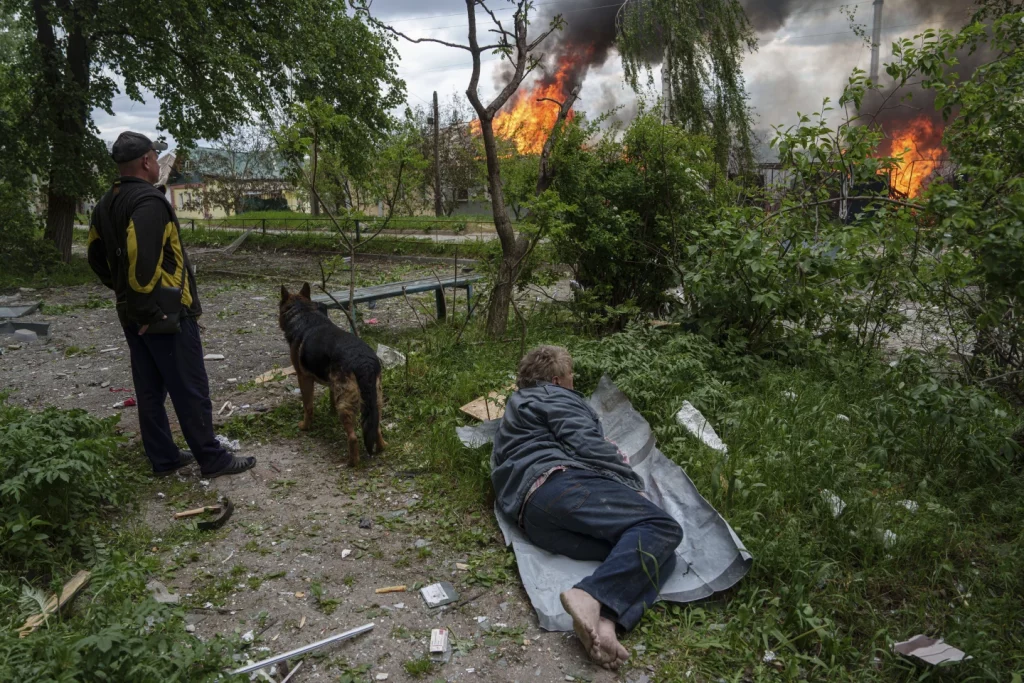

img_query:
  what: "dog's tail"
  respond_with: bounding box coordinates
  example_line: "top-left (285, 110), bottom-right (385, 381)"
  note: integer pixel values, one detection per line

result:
top-left (354, 359), bottom-right (382, 455)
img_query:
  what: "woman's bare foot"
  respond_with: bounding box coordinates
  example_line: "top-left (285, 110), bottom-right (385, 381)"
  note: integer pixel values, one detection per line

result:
top-left (597, 617), bottom-right (630, 669)
top-left (560, 588), bottom-right (610, 665)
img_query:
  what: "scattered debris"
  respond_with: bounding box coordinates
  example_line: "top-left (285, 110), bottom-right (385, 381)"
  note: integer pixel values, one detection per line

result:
top-left (12, 329), bottom-right (38, 343)
top-left (375, 585), bottom-right (406, 594)
top-left (762, 650), bottom-right (777, 663)
top-left (185, 624), bottom-right (196, 633)
top-left (204, 353), bottom-right (225, 361)
top-left (882, 529), bottom-right (897, 548)
top-left (228, 623), bottom-right (375, 676)
top-left (216, 434), bottom-right (240, 451)
top-left (782, 390), bottom-right (798, 400)
top-left (217, 401), bottom-right (234, 416)
top-left (295, 592), bottom-right (306, 599)
top-left (253, 366), bottom-right (296, 384)
top-left (836, 414), bottom-right (851, 422)
top-left (358, 517), bottom-right (372, 529)
top-left (0, 321), bottom-right (49, 337)
top-left (146, 580), bottom-right (180, 604)
top-left (821, 489), bottom-right (847, 518)
top-left (893, 635), bottom-right (971, 666)
top-left (100, 381), bottom-right (110, 389)
top-left (18, 570), bottom-right (91, 638)
top-left (173, 498), bottom-right (234, 530)
top-left (0, 302), bottom-right (41, 318)
top-left (341, 549), bottom-right (352, 559)
top-left (675, 401), bottom-right (728, 455)
top-left (375, 674), bottom-right (389, 681)
top-left (365, 318), bottom-right (379, 325)
top-left (113, 397), bottom-right (137, 408)
top-left (460, 384), bottom-right (514, 421)
top-left (375, 344), bottom-right (406, 370)
top-left (429, 628), bottom-right (452, 664)
top-left (221, 229), bottom-right (253, 256)
top-left (420, 582), bottom-right (459, 608)
top-left (898, 500), bottom-right (919, 513)
top-left (280, 660), bottom-right (303, 683)
top-left (108, 386), bottom-right (130, 392)
top-left (99, 347), bottom-right (119, 353)
top-left (299, 615), bottom-right (306, 629)
top-left (413, 538), bottom-right (430, 549)
top-left (242, 630), bottom-right (255, 644)
top-left (455, 562), bottom-right (470, 571)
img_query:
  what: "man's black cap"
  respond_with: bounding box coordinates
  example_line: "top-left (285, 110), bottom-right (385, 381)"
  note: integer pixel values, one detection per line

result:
top-left (111, 131), bottom-right (168, 163)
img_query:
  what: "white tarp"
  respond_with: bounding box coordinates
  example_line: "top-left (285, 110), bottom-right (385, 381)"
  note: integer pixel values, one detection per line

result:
top-left (460, 376), bottom-right (752, 631)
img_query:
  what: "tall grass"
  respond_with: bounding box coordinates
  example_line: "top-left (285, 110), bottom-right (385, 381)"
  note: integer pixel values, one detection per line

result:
top-left (364, 316), bottom-right (1023, 680)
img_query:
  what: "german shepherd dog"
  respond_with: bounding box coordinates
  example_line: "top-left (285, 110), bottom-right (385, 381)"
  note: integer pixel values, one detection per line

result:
top-left (278, 283), bottom-right (386, 466)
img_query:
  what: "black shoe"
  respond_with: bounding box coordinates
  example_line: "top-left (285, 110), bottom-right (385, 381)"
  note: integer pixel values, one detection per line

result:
top-left (203, 454), bottom-right (257, 479)
top-left (153, 450), bottom-right (196, 477)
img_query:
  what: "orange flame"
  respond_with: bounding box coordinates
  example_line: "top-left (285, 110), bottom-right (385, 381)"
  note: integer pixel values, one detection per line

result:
top-left (471, 53), bottom-right (585, 155)
top-left (881, 116), bottom-right (943, 198)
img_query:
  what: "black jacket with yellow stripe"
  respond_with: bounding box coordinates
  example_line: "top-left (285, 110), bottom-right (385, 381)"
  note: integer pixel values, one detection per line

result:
top-left (87, 176), bottom-right (201, 327)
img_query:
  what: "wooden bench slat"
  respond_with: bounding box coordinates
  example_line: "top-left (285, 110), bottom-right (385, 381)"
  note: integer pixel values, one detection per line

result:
top-left (313, 275), bottom-right (482, 308)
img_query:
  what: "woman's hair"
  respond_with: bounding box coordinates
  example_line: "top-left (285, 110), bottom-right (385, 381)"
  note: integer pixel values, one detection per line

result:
top-left (517, 345), bottom-right (573, 389)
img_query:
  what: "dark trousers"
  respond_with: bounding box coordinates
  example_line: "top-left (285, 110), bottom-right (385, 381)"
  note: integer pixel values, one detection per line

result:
top-left (122, 316), bottom-right (231, 475)
top-left (522, 468), bottom-right (683, 631)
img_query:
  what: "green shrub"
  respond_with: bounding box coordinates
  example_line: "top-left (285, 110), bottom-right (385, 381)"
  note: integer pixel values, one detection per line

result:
top-left (0, 401), bottom-right (137, 574)
top-left (549, 112), bottom-right (732, 323)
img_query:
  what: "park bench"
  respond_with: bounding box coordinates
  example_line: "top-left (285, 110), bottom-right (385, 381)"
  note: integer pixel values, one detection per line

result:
top-left (313, 274), bottom-right (483, 333)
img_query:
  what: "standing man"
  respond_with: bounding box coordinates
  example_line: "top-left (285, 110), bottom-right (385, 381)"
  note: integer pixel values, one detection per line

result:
top-left (88, 131), bottom-right (256, 478)
top-left (491, 345), bottom-right (683, 670)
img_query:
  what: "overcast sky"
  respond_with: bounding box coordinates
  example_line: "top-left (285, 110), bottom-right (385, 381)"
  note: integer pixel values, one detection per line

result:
top-left (92, 0), bottom-right (972, 159)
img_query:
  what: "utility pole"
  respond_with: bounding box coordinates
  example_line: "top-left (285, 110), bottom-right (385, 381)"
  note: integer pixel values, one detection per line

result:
top-left (869, 0), bottom-right (884, 82)
top-left (432, 91), bottom-right (442, 217)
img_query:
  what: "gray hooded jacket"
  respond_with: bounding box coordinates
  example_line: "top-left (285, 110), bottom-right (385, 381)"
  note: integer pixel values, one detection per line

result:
top-left (490, 382), bottom-right (646, 520)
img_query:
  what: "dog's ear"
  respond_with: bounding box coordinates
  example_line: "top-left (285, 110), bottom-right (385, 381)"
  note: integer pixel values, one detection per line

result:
top-left (300, 282), bottom-right (312, 299)
top-left (280, 285), bottom-right (290, 304)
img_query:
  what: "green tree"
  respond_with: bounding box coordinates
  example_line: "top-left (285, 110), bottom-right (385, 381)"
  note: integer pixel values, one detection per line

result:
top-left (616, 0), bottom-right (756, 173)
top-left (0, 0), bottom-right (401, 263)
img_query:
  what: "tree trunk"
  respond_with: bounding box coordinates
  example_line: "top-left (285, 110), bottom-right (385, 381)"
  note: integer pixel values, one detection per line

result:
top-left (44, 187), bottom-right (76, 264)
top-left (478, 116), bottom-right (519, 337)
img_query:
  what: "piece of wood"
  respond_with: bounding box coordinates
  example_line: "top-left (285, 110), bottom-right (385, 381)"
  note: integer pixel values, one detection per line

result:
top-left (253, 366), bottom-right (296, 384)
top-left (18, 570), bottom-right (91, 638)
top-left (173, 505), bottom-right (222, 520)
top-left (460, 383), bottom-right (515, 421)
top-left (375, 585), bottom-right (407, 594)
top-left (221, 229), bottom-right (253, 256)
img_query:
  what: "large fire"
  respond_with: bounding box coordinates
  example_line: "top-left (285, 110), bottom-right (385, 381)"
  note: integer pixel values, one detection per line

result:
top-left (471, 53), bottom-right (585, 155)
top-left (880, 116), bottom-right (944, 198)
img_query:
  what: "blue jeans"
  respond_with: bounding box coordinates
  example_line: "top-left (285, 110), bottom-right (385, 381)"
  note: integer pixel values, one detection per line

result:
top-left (521, 468), bottom-right (683, 631)
top-left (122, 316), bottom-right (231, 475)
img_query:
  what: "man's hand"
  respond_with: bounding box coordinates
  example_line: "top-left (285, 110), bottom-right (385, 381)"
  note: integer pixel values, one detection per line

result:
top-left (138, 314), bottom-right (167, 335)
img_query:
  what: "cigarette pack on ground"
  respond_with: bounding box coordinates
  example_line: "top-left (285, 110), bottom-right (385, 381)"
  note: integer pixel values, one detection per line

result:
top-left (420, 582), bottom-right (459, 608)
top-left (429, 628), bottom-right (452, 663)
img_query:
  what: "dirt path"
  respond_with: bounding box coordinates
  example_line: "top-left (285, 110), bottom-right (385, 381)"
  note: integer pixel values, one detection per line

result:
top-left (2, 251), bottom-right (632, 683)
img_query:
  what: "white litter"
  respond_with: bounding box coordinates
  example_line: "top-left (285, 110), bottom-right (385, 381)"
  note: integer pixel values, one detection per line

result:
top-left (821, 489), bottom-right (846, 518)
top-left (836, 414), bottom-right (850, 422)
top-left (204, 354), bottom-right (225, 361)
top-left (782, 391), bottom-right (798, 400)
top-left (675, 401), bottom-right (728, 454)
top-left (376, 344), bottom-right (406, 370)
top-left (898, 500), bottom-right (919, 513)
top-left (882, 529), bottom-right (897, 548)
top-left (242, 630), bottom-right (254, 643)
top-left (893, 635), bottom-right (971, 666)
top-left (216, 434), bottom-right (240, 450)
top-left (341, 549), bottom-right (352, 559)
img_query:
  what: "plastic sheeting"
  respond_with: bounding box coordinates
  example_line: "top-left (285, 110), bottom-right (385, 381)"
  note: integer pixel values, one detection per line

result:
top-left (460, 376), bottom-right (752, 631)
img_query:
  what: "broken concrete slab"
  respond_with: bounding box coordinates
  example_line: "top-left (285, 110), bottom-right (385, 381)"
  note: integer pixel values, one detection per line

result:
top-left (0, 302), bottom-right (40, 318)
top-left (12, 329), bottom-right (38, 344)
top-left (146, 579), bottom-right (180, 604)
top-left (0, 321), bottom-right (50, 336)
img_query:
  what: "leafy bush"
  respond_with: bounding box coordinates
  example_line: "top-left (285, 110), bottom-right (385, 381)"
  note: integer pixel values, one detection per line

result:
top-left (0, 400), bottom-right (137, 574)
top-left (549, 112), bottom-right (732, 323)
